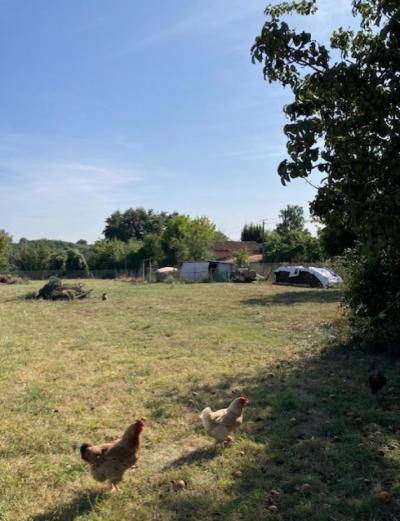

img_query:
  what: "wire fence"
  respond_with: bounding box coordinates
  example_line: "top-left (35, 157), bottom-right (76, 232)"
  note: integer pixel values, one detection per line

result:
top-left (1, 269), bottom-right (142, 281)
top-left (0, 261), bottom-right (343, 283)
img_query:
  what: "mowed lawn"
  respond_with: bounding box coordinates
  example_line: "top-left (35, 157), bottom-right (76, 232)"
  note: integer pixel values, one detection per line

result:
top-left (0, 281), bottom-right (399, 521)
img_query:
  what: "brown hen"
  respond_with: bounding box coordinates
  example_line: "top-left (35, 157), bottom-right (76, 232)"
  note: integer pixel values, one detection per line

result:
top-left (80, 418), bottom-right (144, 491)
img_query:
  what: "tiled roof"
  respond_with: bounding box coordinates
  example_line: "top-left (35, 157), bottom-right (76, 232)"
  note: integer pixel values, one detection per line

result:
top-left (213, 241), bottom-right (261, 254)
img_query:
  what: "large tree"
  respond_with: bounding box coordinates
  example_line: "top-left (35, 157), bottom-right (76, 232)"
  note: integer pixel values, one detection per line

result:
top-left (276, 205), bottom-right (305, 234)
top-left (162, 215), bottom-right (219, 265)
top-left (103, 208), bottom-right (176, 242)
top-left (264, 229), bottom-right (322, 262)
top-left (65, 249), bottom-right (89, 274)
top-left (89, 239), bottom-right (141, 270)
top-left (12, 240), bottom-right (53, 271)
top-left (252, 0), bottom-right (400, 348)
top-left (241, 223), bottom-right (265, 242)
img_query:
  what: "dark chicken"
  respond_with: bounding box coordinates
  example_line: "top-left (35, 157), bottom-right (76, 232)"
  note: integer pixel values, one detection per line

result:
top-left (368, 362), bottom-right (387, 395)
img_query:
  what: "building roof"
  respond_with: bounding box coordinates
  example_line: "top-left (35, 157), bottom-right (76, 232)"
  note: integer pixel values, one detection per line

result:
top-left (248, 254), bottom-right (263, 263)
top-left (212, 241), bottom-right (261, 259)
top-left (181, 260), bottom-right (232, 265)
top-left (223, 254), bottom-right (264, 264)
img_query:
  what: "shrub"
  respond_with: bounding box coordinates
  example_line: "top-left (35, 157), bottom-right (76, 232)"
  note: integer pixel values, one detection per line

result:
top-left (343, 249), bottom-right (400, 353)
top-left (232, 249), bottom-right (250, 267)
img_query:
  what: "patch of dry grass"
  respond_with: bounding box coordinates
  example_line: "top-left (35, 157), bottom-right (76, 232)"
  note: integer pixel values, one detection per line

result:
top-left (0, 281), bottom-right (399, 520)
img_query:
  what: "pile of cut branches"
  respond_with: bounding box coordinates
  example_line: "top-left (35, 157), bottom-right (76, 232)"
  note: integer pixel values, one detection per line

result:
top-left (0, 274), bottom-right (24, 284)
top-left (34, 277), bottom-right (91, 301)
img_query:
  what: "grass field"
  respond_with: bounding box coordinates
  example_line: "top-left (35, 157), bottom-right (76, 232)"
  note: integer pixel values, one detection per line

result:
top-left (0, 280), bottom-right (399, 521)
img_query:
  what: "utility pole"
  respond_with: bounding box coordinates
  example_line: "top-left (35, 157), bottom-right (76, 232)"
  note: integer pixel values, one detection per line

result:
top-left (261, 219), bottom-right (267, 260)
top-left (142, 258), bottom-right (152, 282)
top-left (260, 219), bottom-right (269, 277)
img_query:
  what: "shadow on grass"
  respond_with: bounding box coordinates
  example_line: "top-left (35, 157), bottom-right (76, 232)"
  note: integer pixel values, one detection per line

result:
top-left (167, 447), bottom-right (218, 468)
top-left (31, 490), bottom-right (105, 521)
top-left (243, 288), bottom-right (342, 306)
top-left (157, 344), bottom-right (400, 521)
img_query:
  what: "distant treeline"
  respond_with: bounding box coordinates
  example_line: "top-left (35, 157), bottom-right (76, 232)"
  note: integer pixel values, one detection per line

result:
top-left (0, 205), bottom-right (335, 275)
top-left (1, 209), bottom-right (227, 274)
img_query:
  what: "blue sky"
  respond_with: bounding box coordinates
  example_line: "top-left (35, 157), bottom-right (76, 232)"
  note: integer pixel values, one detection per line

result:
top-left (0, 0), bottom-right (354, 242)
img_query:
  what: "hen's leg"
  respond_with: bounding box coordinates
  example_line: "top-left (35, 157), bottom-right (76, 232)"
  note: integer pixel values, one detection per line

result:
top-left (109, 480), bottom-right (121, 493)
top-left (221, 436), bottom-right (234, 448)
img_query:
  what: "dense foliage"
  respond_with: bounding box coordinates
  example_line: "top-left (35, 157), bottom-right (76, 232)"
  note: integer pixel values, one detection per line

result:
top-left (241, 223), bottom-right (265, 242)
top-left (264, 229), bottom-right (322, 262)
top-left (255, 204), bottom-right (322, 262)
top-left (0, 230), bottom-right (11, 270)
top-left (275, 205), bottom-right (305, 233)
top-left (232, 249), bottom-right (251, 267)
top-left (241, 206), bottom-right (321, 262)
top-left (9, 239), bottom-right (90, 274)
top-left (89, 239), bottom-right (142, 271)
top-left (162, 215), bottom-right (221, 265)
top-left (2, 202), bottom-right (329, 273)
top-left (2, 210), bottom-right (225, 273)
top-left (253, 0), bottom-right (400, 348)
top-left (103, 208), bottom-right (176, 242)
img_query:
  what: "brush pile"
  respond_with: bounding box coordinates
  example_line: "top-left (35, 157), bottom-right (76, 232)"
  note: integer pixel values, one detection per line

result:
top-left (0, 274), bottom-right (24, 284)
top-left (34, 277), bottom-right (91, 301)
top-left (231, 268), bottom-right (259, 283)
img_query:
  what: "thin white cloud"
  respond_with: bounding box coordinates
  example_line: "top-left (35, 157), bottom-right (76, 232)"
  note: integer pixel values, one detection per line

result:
top-left (0, 158), bottom-right (141, 202)
top-left (317, 0), bottom-right (353, 19)
top-left (0, 131), bottom-right (30, 154)
top-left (283, 0), bottom-right (357, 40)
top-left (111, 132), bottom-right (141, 151)
top-left (111, 1), bottom-right (265, 58)
top-left (0, 156), bottom-right (146, 241)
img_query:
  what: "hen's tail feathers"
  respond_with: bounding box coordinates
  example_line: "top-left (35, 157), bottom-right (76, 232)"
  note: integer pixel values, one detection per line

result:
top-left (80, 443), bottom-right (92, 462)
top-left (200, 407), bottom-right (212, 430)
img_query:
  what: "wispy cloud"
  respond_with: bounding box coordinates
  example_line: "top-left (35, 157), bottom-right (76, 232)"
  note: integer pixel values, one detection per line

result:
top-left (317, 0), bottom-right (354, 19)
top-left (0, 158), bottom-right (141, 202)
top-left (284, 0), bottom-right (357, 40)
top-left (0, 131), bottom-right (30, 154)
top-left (111, 1), bottom-right (265, 58)
top-left (111, 132), bottom-right (141, 151)
top-left (0, 155), bottom-right (145, 241)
